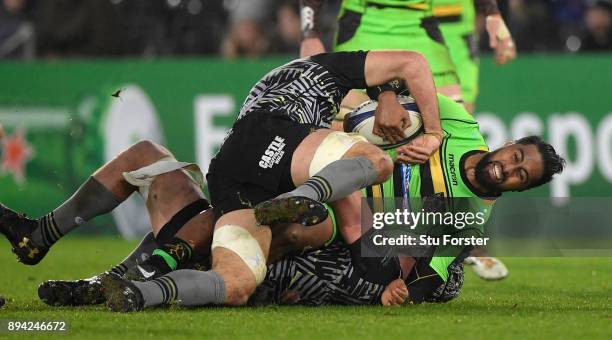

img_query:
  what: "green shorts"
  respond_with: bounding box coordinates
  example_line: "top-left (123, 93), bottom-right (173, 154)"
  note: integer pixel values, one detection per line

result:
top-left (440, 23), bottom-right (479, 104)
top-left (334, 6), bottom-right (459, 88)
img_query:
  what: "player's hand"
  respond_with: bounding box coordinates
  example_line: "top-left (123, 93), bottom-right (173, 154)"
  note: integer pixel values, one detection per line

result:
top-left (486, 14), bottom-right (517, 65)
top-left (395, 133), bottom-right (442, 164)
top-left (373, 92), bottom-right (410, 144)
top-left (381, 279), bottom-right (409, 306)
top-left (300, 38), bottom-right (325, 58)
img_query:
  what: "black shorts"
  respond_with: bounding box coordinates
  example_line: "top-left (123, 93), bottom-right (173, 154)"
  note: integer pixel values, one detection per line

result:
top-left (207, 111), bottom-right (314, 218)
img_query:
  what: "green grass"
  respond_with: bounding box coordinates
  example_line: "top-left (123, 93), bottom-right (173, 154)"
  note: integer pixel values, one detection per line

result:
top-left (0, 237), bottom-right (610, 339)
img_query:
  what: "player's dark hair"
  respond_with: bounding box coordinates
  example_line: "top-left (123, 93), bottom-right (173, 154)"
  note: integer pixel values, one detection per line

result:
top-left (516, 136), bottom-right (565, 188)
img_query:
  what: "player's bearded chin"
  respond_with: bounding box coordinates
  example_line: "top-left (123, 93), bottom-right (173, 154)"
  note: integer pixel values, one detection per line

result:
top-left (474, 151), bottom-right (503, 195)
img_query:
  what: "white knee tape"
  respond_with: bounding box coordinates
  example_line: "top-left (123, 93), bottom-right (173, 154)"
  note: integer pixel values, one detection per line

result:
top-left (309, 132), bottom-right (368, 177)
top-left (211, 224), bottom-right (267, 284)
top-left (122, 156), bottom-right (204, 202)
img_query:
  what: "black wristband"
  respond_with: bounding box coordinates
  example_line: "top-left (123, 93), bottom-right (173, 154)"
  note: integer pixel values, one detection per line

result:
top-left (366, 79), bottom-right (408, 100)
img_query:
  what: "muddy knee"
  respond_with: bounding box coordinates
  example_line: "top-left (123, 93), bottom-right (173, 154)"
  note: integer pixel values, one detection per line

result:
top-left (368, 149), bottom-right (393, 182)
top-left (346, 142), bottom-right (393, 182)
top-left (278, 223), bottom-right (304, 248)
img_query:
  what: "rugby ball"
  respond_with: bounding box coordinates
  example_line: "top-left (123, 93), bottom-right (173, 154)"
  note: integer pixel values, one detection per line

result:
top-left (343, 95), bottom-right (423, 149)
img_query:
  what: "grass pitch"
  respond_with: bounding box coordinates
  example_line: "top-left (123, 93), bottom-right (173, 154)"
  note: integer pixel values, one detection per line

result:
top-left (0, 237), bottom-right (610, 339)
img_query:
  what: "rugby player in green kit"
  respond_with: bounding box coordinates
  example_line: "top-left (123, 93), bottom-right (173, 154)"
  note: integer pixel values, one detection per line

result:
top-left (300, 0), bottom-right (517, 279)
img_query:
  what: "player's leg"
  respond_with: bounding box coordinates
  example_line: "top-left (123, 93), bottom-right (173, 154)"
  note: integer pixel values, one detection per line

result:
top-left (0, 140), bottom-right (170, 265)
top-left (334, 7), bottom-right (462, 100)
top-left (39, 207), bottom-right (216, 307)
top-left (441, 26), bottom-right (480, 113)
top-left (254, 129), bottom-right (392, 226)
top-left (60, 207), bottom-right (332, 309)
top-left (37, 141), bottom-right (215, 305)
top-left (38, 232), bottom-right (159, 307)
top-left (103, 209), bottom-right (269, 311)
top-left (121, 164), bottom-right (214, 281)
top-left (268, 210), bottom-right (336, 263)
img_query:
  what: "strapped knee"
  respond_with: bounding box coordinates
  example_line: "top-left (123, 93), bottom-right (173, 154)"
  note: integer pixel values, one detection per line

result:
top-left (211, 225), bottom-right (267, 284)
top-left (309, 131), bottom-right (368, 176)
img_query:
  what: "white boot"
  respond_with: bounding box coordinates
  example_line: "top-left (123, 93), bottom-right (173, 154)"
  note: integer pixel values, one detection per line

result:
top-left (464, 256), bottom-right (509, 280)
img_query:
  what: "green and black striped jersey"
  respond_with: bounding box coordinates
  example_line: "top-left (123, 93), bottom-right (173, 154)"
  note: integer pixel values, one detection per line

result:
top-left (365, 94), bottom-right (496, 281)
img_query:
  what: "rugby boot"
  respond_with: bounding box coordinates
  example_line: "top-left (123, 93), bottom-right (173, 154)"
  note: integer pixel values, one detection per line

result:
top-left (102, 272), bottom-right (144, 312)
top-left (0, 203), bottom-right (48, 265)
top-left (254, 196), bottom-right (328, 227)
top-left (124, 255), bottom-right (172, 281)
top-left (464, 256), bottom-right (509, 281)
top-left (38, 276), bottom-right (106, 306)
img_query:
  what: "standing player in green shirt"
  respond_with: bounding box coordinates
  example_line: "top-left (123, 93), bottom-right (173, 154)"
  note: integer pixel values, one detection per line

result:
top-left (301, 0), bottom-right (461, 101)
top-left (433, 0), bottom-right (516, 112)
top-left (300, 0), bottom-right (515, 111)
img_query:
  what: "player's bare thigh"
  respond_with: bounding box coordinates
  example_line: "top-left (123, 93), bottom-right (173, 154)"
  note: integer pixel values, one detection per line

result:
top-left (93, 139), bottom-right (213, 249)
top-left (146, 170), bottom-right (205, 233)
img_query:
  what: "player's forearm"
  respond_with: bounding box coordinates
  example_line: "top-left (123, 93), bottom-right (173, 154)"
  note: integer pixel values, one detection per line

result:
top-left (300, 0), bottom-right (324, 39)
top-left (363, 50), bottom-right (441, 135)
top-left (474, 0), bottom-right (500, 16)
top-left (397, 53), bottom-right (442, 135)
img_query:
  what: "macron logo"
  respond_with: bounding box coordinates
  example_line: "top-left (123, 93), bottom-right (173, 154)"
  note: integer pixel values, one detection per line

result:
top-left (259, 136), bottom-right (286, 169)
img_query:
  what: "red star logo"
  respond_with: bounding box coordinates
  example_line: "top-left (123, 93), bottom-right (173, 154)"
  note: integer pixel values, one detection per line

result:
top-left (1, 129), bottom-right (34, 184)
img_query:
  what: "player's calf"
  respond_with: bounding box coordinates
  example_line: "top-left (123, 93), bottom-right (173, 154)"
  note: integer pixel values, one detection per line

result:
top-left (0, 140), bottom-right (175, 265)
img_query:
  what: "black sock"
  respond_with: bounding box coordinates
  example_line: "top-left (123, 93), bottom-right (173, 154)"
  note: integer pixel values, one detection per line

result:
top-left (152, 237), bottom-right (193, 271)
top-left (108, 232), bottom-right (158, 276)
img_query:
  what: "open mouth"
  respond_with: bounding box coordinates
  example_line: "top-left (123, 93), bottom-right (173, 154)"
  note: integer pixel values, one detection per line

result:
top-left (489, 162), bottom-right (503, 183)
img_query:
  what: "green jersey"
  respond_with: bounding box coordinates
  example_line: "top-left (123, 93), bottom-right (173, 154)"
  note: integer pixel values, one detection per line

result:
top-left (342, 0), bottom-right (431, 14)
top-left (364, 94), bottom-right (496, 280)
top-left (433, 0), bottom-right (475, 32)
top-left (410, 94), bottom-right (489, 199)
top-left (365, 94), bottom-right (490, 200)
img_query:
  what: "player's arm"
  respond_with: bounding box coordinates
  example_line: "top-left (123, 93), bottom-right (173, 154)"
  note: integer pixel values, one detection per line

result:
top-left (300, 0), bottom-right (326, 57)
top-left (474, 0), bottom-right (516, 65)
top-left (309, 50), bottom-right (441, 162)
top-left (364, 50), bottom-right (443, 161)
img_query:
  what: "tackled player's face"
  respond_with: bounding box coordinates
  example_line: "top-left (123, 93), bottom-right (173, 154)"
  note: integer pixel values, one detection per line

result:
top-left (475, 143), bottom-right (545, 193)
